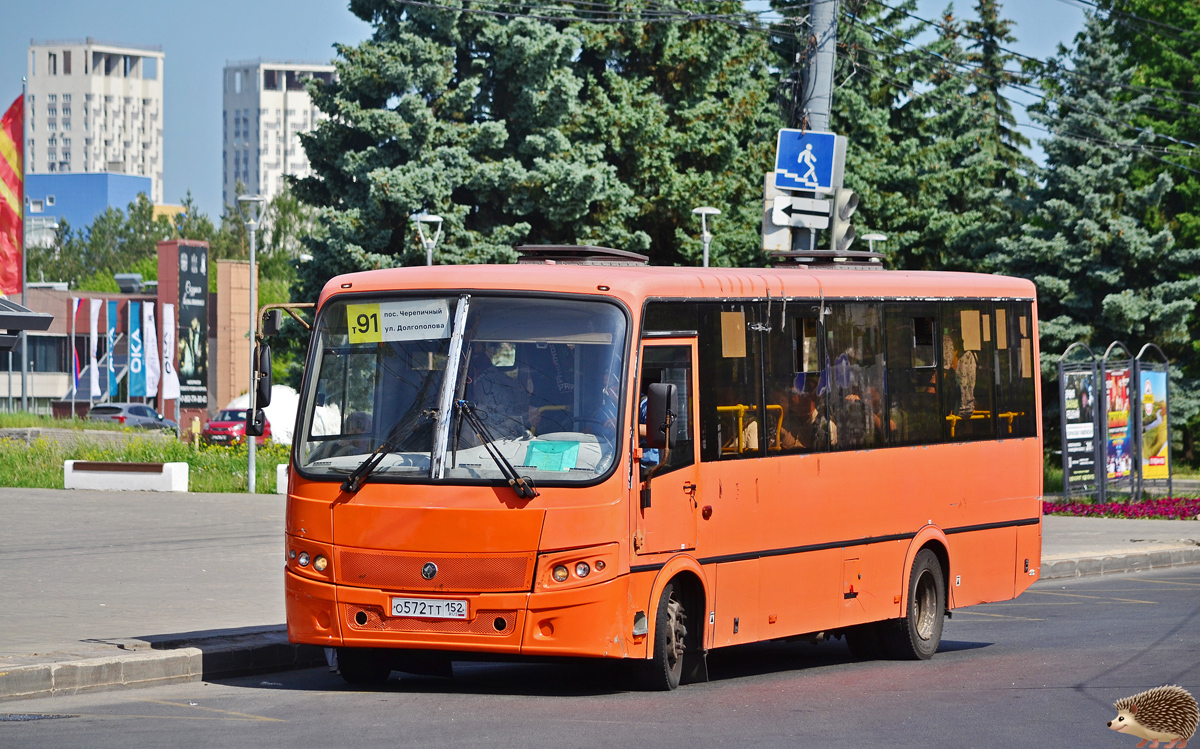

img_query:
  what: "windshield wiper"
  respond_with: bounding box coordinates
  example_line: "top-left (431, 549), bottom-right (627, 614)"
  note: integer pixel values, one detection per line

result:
top-left (456, 400), bottom-right (539, 499)
top-left (340, 409), bottom-right (433, 494)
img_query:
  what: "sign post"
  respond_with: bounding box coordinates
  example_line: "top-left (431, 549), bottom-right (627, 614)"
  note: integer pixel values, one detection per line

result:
top-left (766, 130), bottom-right (855, 255)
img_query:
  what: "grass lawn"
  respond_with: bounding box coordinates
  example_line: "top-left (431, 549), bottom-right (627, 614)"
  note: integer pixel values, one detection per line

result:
top-left (0, 436), bottom-right (291, 493)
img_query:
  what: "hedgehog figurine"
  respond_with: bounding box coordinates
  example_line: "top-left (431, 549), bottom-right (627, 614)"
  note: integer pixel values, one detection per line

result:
top-left (1107, 686), bottom-right (1199, 748)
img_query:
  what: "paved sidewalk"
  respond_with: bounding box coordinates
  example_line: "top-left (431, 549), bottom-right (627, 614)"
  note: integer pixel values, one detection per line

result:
top-left (1, 487), bottom-right (1198, 701)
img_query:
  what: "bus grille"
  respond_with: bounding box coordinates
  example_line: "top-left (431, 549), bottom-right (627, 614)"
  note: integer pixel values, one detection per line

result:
top-left (345, 605), bottom-right (517, 636)
top-left (335, 550), bottom-right (535, 592)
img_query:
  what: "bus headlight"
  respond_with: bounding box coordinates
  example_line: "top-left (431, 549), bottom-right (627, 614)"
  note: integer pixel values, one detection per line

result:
top-left (298, 552), bottom-right (311, 567)
top-left (553, 565), bottom-right (569, 582)
top-left (575, 562), bottom-right (590, 578)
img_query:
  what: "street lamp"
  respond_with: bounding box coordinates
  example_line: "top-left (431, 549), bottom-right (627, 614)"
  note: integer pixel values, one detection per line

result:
top-left (862, 233), bottom-right (887, 253)
top-left (413, 213), bottom-right (443, 266)
top-left (238, 194), bottom-right (266, 494)
top-left (692, 207), bottom-right (720, 268)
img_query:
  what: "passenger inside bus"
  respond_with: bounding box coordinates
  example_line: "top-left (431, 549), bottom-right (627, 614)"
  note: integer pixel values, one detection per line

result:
top-left (943, 332), bottom-right (978, 418)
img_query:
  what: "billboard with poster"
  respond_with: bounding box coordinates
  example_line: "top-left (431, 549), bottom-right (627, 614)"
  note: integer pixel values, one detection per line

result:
top-left (1105, 368), bottom-right (1132, 480)
top-left (1061, 370), bottom-right (1098, 491)
top-left (1139, 370), bottom-right (1169, 480)
top-left (177, 245), bottom-right (209, 409)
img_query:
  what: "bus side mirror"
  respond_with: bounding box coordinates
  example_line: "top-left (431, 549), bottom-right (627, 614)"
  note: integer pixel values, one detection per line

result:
top-left (262, 309), bottom-right (283, 337)
top-left (255, 344), bottom-right (273, 408)
top-left (644, 382), bottom-right (677, 450)
top-left (246, 408), bottom-right (267, 437)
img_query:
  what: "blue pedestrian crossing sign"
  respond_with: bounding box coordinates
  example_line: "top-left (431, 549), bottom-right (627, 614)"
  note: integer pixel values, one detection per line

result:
top-left (774, 129), bottom-right (846, 193)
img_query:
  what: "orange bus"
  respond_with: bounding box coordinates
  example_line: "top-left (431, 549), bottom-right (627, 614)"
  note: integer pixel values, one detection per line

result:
top-left (278, 246), bottom-right (1042, 690)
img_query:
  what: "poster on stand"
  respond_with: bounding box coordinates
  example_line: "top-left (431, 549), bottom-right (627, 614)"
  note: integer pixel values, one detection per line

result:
top-left (1105, 368), bottom-right (1132, 480)
top-left (176, 245), bottom-right (208, 409)
top-left (1139, 370), bottom-right (1170, 480)
top-left (1062, 371), bottom-right (1098, 490)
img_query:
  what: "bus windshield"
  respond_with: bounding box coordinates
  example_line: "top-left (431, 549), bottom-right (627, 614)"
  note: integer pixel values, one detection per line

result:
top-left (297, 295), bottom-right (626, 486)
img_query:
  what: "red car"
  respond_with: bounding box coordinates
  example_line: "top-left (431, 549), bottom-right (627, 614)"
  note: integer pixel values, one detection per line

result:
top-left (202, 409), bottom-right (272, 446)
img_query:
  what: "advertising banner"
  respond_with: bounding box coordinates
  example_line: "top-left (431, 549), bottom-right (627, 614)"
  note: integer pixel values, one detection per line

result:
top-left (162, 303), bottom-right (181, 400)
top-left (1139, 370), bottom-right (1170, 480)
top-left (1062, 371), bottom-right (1098, 490)
top-left (128, 301), bottom-right (145, 397)
top-left (143, 302), bottom-right (160, 398)
top-left (89, 299), bottom-right (101, 399)
top-left (70, 297), bottom-right (80, 392)
top-left (107, 300), bottom-right (118, 397)
top-left (176, 246), bottom-right (208, 409)
top-left (1105, 368), bottom-right (1133, 480)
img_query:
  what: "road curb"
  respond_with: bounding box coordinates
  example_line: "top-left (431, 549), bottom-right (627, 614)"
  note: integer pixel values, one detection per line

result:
top-left (1041, 547), bottom-right (1200, 580)
top-left (0, 629), bottom-right (325, 702)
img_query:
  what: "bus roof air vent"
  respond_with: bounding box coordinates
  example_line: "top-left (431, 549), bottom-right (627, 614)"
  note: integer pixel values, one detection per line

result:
top-left (767, 250), bottom-right (886, 269)
top-left (515, 245), bottom-right (650, 266)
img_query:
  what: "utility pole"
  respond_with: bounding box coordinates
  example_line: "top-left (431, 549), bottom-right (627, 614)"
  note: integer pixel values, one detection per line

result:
top-left (802, 0), bottom-right (838, 132)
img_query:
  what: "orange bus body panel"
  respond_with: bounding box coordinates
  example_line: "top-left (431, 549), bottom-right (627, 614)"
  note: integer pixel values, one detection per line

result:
top-left (285, 263), bottom-right (1043, 663)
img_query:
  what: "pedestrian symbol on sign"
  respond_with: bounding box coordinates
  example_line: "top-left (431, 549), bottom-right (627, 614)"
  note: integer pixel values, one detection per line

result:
top-left (773, 129), bottom-right (844, 193)
top-left (798, 144), bottom-right (818, 187)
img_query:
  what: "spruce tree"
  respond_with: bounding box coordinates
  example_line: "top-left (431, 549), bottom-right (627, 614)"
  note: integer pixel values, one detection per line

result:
top-left (993, 13), bottom-right (1200, 369)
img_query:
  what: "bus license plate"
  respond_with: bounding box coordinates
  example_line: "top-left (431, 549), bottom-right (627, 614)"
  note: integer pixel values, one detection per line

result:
top-left (390, 597), bottom-right (468, 620)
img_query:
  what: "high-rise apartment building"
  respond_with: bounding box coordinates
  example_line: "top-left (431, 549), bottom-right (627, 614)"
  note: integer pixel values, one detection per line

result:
top-left (223, 60), bottom-right (334, 208)
top-left (26, 39), bottom-right (165, 204)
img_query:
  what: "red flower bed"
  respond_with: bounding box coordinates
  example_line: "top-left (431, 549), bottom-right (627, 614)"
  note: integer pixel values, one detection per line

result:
top-left (1043, 497), bottom-right (1200, 520)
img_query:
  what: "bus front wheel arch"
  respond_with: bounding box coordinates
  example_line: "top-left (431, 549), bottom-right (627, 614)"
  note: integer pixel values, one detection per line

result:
top-left (638, 571), bottom-right (708, 690)
top-left (884, 548), bottom-right (946, 660)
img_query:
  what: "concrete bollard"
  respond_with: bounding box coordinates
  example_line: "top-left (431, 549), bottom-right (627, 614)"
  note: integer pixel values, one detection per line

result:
top-left (64, 461), bottom-right (189, 492)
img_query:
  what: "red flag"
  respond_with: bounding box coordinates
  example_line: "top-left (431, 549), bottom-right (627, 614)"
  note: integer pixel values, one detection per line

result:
top-left (0, 94), bottom-right (22, 296)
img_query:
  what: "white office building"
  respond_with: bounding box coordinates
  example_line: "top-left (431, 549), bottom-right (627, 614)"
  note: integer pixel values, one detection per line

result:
top-left (223, 60), bottom-right (334, 208)
top-left (26, 39), bottom-right (165, 204)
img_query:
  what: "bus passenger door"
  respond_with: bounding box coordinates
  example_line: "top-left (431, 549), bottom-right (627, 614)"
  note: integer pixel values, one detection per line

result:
top-left (636, 339), bottom-right (700, 555)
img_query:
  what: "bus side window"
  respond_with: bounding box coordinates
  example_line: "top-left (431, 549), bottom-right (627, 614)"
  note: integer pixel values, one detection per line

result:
top-left (994, 302), bottom-right (1037, 438)
top-left (825, 303), bottom-right (887, 450)
top-left (940, 304), bottom-right (995, 441)
top-left (764, 303), bottom-right (824, 454)
top-left (885, 305), bottom-right (941, 446)
top-left (698, 303), bottom-right (764, 461)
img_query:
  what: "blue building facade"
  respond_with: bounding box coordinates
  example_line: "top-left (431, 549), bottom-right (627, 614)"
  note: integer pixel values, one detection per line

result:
top-left (24, 173), bottom-right (154, 234)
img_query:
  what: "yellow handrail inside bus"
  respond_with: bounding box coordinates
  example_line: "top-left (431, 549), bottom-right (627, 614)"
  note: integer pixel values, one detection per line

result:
top-left (718, 404), bottom-right (784, 453)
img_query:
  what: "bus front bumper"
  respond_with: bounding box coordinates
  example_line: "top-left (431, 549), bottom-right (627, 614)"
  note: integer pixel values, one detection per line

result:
top-left (285, 567), bottom-right (637, 659)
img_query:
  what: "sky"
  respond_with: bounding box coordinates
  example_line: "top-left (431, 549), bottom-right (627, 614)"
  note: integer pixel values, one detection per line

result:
top-left (2, 0), bottom-right (1088, 223)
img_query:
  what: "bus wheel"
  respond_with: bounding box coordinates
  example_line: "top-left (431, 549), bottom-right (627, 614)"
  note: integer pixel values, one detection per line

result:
top-left (337, 647), bottom-right (392, 685)
top-left (640, 581), bottom-right (687, 691)
top-left (886, 549), bottom-right (945, 660)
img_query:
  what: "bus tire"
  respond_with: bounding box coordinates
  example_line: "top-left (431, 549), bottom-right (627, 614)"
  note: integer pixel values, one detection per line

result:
top-left (886, 549), bottom-right (945, 660)
top-left (337, 647), bottom-right (392, 685)
top-left (639, 581), bottom-right (687, 691)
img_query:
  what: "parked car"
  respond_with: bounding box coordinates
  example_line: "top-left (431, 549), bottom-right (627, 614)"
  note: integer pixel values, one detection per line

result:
top-left (87, 403), bottom-right (178, 431)
top-left (202, 409), bottom-right (272, 446)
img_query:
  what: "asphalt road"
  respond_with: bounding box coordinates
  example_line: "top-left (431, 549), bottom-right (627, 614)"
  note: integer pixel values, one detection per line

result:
top-left (0, 488), bottom-right (284, 658)
top-left (4, 568), bottom-right (1198, 748)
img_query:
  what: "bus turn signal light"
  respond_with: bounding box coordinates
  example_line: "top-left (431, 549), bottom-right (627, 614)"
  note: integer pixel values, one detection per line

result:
top-left (553, 565), bottom-right (569, 582)
top-left (313, 555), bottom-right (328, 572)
